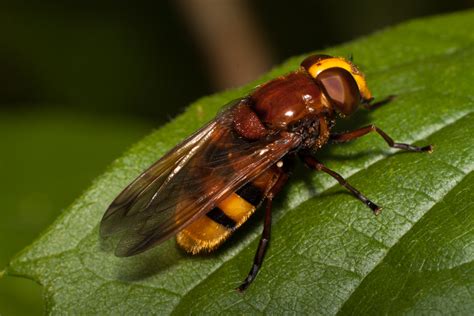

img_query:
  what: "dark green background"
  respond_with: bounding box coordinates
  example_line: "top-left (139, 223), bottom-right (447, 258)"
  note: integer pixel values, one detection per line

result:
top-left (0, 1), bottom-right (472, 315)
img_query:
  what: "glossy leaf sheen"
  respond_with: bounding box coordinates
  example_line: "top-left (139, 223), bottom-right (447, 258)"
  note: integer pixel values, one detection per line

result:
top-left (7, 10), bottom-right (474, 314)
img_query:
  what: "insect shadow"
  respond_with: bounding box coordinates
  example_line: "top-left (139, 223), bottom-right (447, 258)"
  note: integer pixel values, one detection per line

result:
top-left (112, 239), bottom-right (188, 282)
top-left (98, 231), bottom-right (182, 281)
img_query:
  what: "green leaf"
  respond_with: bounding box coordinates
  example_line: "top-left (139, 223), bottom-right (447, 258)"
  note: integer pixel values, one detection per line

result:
top-left (6, 10), bottom-right (474, 314)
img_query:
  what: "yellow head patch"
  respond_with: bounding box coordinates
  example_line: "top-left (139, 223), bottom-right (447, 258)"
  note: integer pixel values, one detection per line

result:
top-left (302, 55), bottom-right (373, 101)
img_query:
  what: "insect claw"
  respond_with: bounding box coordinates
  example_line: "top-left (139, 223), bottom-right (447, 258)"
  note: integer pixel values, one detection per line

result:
top-left (423, 144), bottom-right (434, 153)
top-left (373, 206), bottom-right (383, 216)
top-left (236, 283), bottom-right (248, 293)
top-left (366, 200), bottom-right (382, 215)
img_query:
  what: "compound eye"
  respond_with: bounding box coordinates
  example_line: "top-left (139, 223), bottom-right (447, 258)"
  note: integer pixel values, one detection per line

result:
top-left (316, 68), bottom-right (361, 116)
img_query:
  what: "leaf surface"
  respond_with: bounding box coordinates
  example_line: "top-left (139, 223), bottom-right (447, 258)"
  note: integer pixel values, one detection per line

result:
top-left (6, 10), bottom-right (474, 314)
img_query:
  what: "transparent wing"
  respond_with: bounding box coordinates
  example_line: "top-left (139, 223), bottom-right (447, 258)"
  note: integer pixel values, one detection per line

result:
top-left (100, 112), bottom-right (219, 237)
top-left (100, 100), bottom-right (301, 257)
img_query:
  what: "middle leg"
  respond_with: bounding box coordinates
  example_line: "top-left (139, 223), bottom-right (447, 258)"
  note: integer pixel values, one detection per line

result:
top-left (300, 154), bottom-right (381, 215)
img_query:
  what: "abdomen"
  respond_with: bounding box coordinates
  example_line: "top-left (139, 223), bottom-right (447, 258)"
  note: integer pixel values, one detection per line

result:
top-left (176, 166), bottom-right (281, 254)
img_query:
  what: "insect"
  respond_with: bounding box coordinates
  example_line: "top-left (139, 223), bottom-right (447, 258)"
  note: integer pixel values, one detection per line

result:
top-left (100, 54), bottom-right (433, 291)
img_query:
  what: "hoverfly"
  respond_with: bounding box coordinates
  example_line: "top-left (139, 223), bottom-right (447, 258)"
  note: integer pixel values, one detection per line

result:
top-left (100, 55), bottom-right (432, 291)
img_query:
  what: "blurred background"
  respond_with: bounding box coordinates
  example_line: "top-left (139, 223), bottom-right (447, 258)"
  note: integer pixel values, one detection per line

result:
top-left (0, 0), bottom-right (472, 314)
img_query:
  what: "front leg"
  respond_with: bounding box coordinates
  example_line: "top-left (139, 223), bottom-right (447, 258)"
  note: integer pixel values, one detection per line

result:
top-left (330, 125), bottom-right (433, 153)
top-left (362, 95), bottom-right (396, 110)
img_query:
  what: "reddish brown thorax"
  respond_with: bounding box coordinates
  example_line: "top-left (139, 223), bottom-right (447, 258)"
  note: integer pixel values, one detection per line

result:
top-left (249, 72), bottom-right (325, 128)
top-left (230, 55), bottom-right (370, 150)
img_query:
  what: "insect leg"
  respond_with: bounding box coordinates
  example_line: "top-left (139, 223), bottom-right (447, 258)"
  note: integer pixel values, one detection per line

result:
top-left (301, 154), bottom-right (381, 215)
top-left (237, 171), bottom-right (289, 292)
top-left (236, 198), bottom-right (273, 292)
top-left (330, 125), bottom-right (433, 152)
